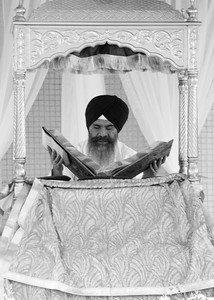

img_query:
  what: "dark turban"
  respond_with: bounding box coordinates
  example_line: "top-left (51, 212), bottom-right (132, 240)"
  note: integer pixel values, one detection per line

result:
top-left (85, 95), bottom-right (129, 132)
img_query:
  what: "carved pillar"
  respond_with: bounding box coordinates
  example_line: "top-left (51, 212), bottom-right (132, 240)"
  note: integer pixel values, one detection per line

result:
top-left (13, 25), bottom-right (27, 192)
top-left (187, 26), bottom-right (199, 181)
top-left (13, 71), bottom-right (26, 185)
top-left (178, 70), bottom-right (188, 175)
top-left (186, 2), bottom-right (200, 182)
top-left (187, 70), bottom-right (198, 181)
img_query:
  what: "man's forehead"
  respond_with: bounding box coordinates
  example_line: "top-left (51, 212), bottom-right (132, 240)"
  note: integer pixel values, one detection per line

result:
top-left (92, 119), bottom-right (115, 126)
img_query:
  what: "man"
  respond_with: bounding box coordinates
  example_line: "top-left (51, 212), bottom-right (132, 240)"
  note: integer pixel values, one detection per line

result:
top-left (49, 95), bottom-right (165, 179)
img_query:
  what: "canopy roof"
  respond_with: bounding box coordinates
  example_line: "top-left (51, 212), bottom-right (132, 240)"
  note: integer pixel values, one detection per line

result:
top-left (28, 0), bottom-right (185, 23)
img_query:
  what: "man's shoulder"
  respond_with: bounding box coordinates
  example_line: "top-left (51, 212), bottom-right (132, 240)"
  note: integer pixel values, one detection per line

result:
top-left (117, 140), bottom-right (136, 152)
top-left (116, 140), bottom-right (137, 159)
top-left (76, 139), bottom-right (88, 154)
top-left (117, 141), bottom-right (143, 179)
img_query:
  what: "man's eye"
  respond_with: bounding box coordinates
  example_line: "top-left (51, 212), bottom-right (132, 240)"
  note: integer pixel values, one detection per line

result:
top-left (94, 125), bottom-right (100, 129)
top-left (106, 126), bottom-right (113, 130)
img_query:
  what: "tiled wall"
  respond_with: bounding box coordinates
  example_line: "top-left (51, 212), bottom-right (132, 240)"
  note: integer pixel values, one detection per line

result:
top-left (1, 70), bottom-right (214, 215)
top-left (0, 70), bottom-right (62, 183)
top-left (25, 70), bottom-right (62, 178)
top-left (198, 104), bottom-right (214, 215)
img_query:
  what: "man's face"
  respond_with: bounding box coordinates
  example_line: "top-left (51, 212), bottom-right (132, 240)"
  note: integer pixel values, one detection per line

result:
top-left (88, 119), bottom-right (118, 167)
top-left (88, 119), bottom-right (118, 147)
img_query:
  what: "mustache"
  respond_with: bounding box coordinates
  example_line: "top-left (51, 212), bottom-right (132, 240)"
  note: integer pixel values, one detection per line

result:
top-left (89, 136), bottom-right (114, 144)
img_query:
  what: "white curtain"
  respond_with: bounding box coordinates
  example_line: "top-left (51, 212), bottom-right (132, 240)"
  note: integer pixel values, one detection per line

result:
top-left (0, 0), bottom-right (48, 161)
top-left (61, 72), bottom-right (106, 146)
top-left (0, 68), bottom-right (48, 159)
top-left (120, 71), bottom-right (179, 172)
top-left (197, 0), bottom-right (214, 131)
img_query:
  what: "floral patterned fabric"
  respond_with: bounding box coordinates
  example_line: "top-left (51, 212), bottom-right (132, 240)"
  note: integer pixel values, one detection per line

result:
top-left (2, 175), bottom-right (214, 299)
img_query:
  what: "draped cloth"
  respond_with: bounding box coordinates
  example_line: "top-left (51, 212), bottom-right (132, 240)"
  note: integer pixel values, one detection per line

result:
top-left (197, 0), bottom-right (214, 132)
top-left (1, 175), bottom-right (214, 299)
top-left (0, 68), bottom-right (48, 160)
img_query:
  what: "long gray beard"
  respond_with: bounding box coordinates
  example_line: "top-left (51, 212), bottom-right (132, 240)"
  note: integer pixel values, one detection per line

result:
top-left (87, 136), bottom-right (117, 168)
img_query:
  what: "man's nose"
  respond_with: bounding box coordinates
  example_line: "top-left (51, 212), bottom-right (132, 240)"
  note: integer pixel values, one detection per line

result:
top-left (99, 128), bottom-right (108, 137)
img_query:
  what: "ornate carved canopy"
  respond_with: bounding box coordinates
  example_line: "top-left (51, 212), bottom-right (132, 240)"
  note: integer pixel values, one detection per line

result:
top-left (13, 0), bottom-right (200, 72)
top-left (12, 0), bottom-right (201, 186)
top-left (28, 0), bottom-right (185, 23)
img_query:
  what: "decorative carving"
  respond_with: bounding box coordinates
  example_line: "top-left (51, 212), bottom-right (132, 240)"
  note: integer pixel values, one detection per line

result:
top-left (187, 23), bottom-right (199, 181)
top-left (13, 0), bottom-right (26, 22)
top-left (28, 0), bottom-right (185, 23)
top-left (187, 71), bottom-right (198, 181)
top-left (178, 70), bottom-right (188, 175)
top-left (14, 26), bottom-right (27, 71)
top-left (14, 159), bottom-right (26, 184)
top-left (4, 279), bottom-right (15, 299)
top-left (188, 26), bottom-right (198, 70)
top-left (188, 157), bottom-right (199, 182)
top-left (30, 28), bottom-right (185, 69)
top-left (186, 0), bottom-right (198, 22)
top-left (181, 9), bottom-right (187, 21)
top-left (13, 71), bottom-right (26, 183)
top-left (13, 25), bottom-right (27, 190)
top-left (137, 29), bottom-right (183, 58)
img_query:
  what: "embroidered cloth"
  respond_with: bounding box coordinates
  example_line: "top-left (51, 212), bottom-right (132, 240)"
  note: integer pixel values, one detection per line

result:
top-left (1, 174), bottom-right (214, 299)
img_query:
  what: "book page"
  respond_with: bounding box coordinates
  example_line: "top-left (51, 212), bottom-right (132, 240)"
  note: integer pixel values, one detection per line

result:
top-left (110, 140), bottom-right (173, 179)
top-left (42, 127), bottom-right (101, 179)
top-left (42, 130), bottom-right (70, 166)
top-left (42, 127), bottom-right (173, 180)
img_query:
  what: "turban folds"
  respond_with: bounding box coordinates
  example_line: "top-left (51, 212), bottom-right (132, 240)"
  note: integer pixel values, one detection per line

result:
top-left (85, 95), bottom-right (129, 132)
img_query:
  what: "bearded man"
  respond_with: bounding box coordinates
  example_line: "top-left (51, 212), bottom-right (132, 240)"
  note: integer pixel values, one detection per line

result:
top-left (49, 95), bottom-right (165, 179)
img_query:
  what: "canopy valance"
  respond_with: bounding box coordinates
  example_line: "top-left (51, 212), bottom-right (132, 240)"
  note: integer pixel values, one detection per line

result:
top-left (46, 43), bottom-right (176, 74)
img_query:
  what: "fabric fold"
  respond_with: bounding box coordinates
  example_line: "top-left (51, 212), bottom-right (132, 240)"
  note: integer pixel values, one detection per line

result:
top-left (1, 177), bottom-right (214, 298)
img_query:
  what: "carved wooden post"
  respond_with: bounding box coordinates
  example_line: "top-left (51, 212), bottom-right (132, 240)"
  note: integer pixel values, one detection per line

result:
top-left (13, 71), bottom-right (26, 182)
top-left (178, 70), bottom-right (188, 175)
top-left (187, 24), bottom-right (199, 181)
top-left (187, 69), bottom-right (198, 181)
top-left (13, 23), bottom-right (27, 193)
top-left (0, 4), bottom-right (27, 245)
top-left (12, 1), bottom-right (27, 193)
top-left (186, 1), bottom-right (200, 182)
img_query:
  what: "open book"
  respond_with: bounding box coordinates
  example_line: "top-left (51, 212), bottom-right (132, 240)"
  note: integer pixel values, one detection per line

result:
top-left (42, 127), bottom-right (173, 180)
